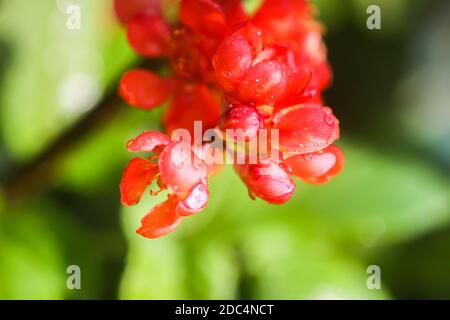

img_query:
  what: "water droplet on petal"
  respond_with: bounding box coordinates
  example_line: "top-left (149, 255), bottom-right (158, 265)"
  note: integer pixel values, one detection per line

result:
top-left (303, 153), bottom-right (313, 162)
top-left (324, 114), bottom-right (334, 126)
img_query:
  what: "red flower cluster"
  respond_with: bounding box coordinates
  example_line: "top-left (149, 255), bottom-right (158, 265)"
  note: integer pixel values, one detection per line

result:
top-left (116, 0), bottom-right (344, 238)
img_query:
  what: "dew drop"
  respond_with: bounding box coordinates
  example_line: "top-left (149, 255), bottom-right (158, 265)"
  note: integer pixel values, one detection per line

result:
top-left (303, 153), bottom-right (313, 162)
top-left (324, 114), bottom-right (334, 126)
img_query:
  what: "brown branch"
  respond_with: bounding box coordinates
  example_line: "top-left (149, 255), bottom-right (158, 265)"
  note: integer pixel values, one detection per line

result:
top-left (3, 58), bottom-right (164, 204)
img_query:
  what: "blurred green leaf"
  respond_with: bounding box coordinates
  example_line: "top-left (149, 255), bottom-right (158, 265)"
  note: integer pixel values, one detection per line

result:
top-left (0, 0), bottom-right (135, 160)
top-left (0, 202), bottom-right (66, 299)
top-left (238, 222), bottom-right (387, 299)
top-left (297, 141), bottom-right (450, 246)
top-left (119, 238), bottom-right (188, 299)
top-left (0, 199), bottom-right (108, 299)
top-left (395, 9), bottom-right (450, 167)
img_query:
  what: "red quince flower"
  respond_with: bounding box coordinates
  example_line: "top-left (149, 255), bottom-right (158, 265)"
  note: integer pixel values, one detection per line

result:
top-left (120, 131), bottom-right (209, 238)
top-left (115, 0), bottom-right (345, 239)
top-left (219, 103), bottom-right (264, 142)
top-left (235, 157), bottom-right (295, 205)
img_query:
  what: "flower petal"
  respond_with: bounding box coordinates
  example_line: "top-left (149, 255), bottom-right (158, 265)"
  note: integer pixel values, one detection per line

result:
top-left (164, 84), bottom-right (221, 138)
top-left (158, 141), bottom-right (208, 197)
top-left (180, 0), bottom-right (227, 38)
top-left (119, 69), bottom-right (174, 111)
top-left (212, 32), bottom-right (253, 92)
top-left (284, 144), bottom-right (344, 184)
top-left (136, 197), bottom-right (182, 238)
top-left (273, 104), bottom-right (339, 154)
top-left (120, 158), bottom-right (159, 206)
top-left (176, 180), bottom-right (209, 216)
top-left (127, 12), bottom-right (171, 57)
top-left (220, 103), bottom-right (263, 142)
top-left (278, 68), bottom-right (312, 106)
top-left (126, 131), bottom-right (171, 153)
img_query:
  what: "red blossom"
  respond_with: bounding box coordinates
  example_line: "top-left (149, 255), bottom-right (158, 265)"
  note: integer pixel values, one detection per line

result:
top-left (120, 131), bottom-right (210, 238)
top-left (119, 69), bottom-right (174, 110)
top-left (116, 0), bottom-right (344, 239)
top-left (284, 144), bottom-right (345, 185)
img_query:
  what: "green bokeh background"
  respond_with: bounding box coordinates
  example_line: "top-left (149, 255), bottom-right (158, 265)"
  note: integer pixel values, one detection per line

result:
top-left (0, 0), bottom-right (448, 299)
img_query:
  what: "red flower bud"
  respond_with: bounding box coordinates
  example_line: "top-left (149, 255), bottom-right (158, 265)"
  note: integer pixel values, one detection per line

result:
top-left (273, 104), bottom-right (339, 154)
top-left (252, 0), bottom-right (311, 46)
top-left (127, 12), bottom-right (171, 57)
top-left (158, 141), bottom-right (208, 197)
top-left (119, 69), bottom-right (174, 110)
top-left (136, 197), bottom-right (182, 239)
top-left (284, 144), bottom-right (344, 184)
top-left (220, 103), bottom-right (263, 141)
top-left (120, 158), bottom-right (159, 206)
top-left (237, 60), bottom-right (288, 105)
top-left (126, 130), bottom-right (171, 153)
top-left (215, 0), bottom-right (248, 26)
top-left (212, 32), bottom-right (253, 92)
top-left (121, 131), bottom-right (211, 238)
top-left (164, 84), bottom-right (221, 137)
top-left (180, 0), bottom-right (227, 38)
top-left (235, 160), bottom-right (295, 204)
top-left (114, 0), bottom-right (161, 24)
